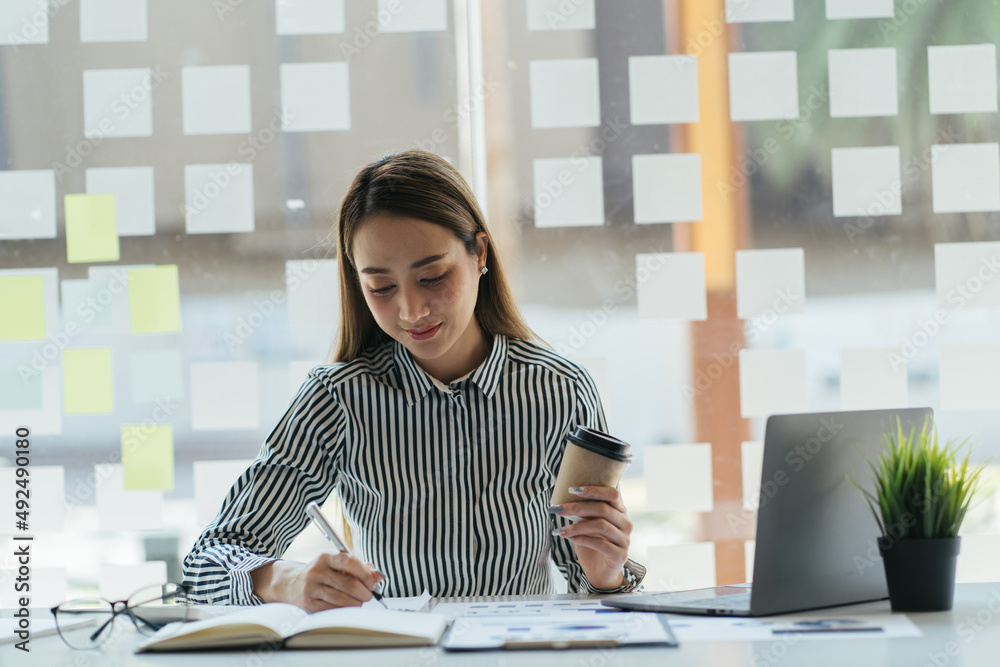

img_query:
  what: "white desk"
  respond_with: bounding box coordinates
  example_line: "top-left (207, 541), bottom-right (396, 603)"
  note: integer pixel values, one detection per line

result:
top-left (14, 583), bottom-right (1000, 666)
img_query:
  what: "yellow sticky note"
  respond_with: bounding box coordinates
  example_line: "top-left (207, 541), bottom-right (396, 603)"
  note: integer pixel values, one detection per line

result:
top-left (65, 194), bottom-right (120, 264)
top-left (63, 348), bottom-right (114, 414)
top-left (122, 424), bottom-right (174, 490)
top-left (128, 265), bottom-right (181, 334)
top-left (0, 275), bottom-right (46, 341)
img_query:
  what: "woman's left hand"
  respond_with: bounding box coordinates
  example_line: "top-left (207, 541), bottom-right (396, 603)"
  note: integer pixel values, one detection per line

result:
top-left (550, 485), bottom-right (633, 590)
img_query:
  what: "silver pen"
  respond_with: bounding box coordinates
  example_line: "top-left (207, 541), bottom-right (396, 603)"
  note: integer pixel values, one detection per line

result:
top-left (306, 500), bottom-right (389, 610)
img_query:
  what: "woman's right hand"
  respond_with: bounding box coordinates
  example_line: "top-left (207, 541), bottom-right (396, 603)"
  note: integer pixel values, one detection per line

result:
top-left (251, 554), bottom-right (384, 612)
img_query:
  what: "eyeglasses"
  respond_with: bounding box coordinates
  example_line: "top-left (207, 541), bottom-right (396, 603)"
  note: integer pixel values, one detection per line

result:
top-left (50, 582), bottom-right (190, 650)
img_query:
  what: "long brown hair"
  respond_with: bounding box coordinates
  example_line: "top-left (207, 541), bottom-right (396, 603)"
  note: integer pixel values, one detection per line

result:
top-left (333, 150), bottom-right (537, 362)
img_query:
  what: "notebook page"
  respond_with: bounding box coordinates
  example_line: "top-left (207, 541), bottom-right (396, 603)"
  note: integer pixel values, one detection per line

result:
top-left (143, 602), bottom-right (306, 644)
top-left (291, 608), bottom-right (449, 640)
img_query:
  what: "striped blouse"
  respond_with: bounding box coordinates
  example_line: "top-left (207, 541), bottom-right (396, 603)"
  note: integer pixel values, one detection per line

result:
top-left (182, 334), bottom-right (646, 604)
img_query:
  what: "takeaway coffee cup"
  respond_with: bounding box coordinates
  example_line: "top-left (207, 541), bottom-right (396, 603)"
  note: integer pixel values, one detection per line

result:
top-left (551, 426), bottom-right (633, 506)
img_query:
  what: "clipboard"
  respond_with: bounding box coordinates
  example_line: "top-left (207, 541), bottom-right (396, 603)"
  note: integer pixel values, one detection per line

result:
top-left (440, 611), bottom-right (678, 651)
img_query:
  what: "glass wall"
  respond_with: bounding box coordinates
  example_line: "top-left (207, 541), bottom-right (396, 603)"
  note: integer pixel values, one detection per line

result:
top-left (1, 0), bottom-right (998, 602)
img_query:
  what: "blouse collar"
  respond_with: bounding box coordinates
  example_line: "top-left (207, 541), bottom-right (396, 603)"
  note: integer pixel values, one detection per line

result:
top-left (390, 333), bottom-right (509, 406)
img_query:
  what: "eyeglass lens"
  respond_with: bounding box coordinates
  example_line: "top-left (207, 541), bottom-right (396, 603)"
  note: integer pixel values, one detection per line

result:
top-left (53, 583), bottom-right (189, 650)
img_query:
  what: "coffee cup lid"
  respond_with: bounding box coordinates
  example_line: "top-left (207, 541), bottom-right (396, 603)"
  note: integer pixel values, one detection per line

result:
top-left (566, 426), bottom-right (632, 463)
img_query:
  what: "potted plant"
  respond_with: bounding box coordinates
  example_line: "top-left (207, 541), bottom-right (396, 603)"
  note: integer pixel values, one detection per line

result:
top-left (850, 417), bottom-right (987, 612)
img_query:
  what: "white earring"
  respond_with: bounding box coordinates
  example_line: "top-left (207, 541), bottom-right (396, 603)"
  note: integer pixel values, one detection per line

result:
top-left (480, 266), bottom-right (489, 275)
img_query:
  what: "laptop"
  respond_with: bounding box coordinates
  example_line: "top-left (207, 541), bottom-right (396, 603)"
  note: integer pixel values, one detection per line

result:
top-left (602, 407), bottom-right (934, 617)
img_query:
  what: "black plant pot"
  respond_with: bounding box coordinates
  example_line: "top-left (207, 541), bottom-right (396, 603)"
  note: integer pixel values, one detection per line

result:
top-left (878, 536), bottom-right (961, 612)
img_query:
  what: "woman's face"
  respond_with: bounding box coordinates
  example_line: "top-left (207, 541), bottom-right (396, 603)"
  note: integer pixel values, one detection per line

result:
top-left (352, 213), bottom-right (488, 382)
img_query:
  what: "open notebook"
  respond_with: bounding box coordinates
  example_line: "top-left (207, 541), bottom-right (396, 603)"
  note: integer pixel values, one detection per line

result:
top-left (136, 604), bottom-right (450, 651)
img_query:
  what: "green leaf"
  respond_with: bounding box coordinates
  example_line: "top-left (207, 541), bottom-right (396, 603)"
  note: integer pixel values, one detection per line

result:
top-left (850, 418), bottom-right (988, 539)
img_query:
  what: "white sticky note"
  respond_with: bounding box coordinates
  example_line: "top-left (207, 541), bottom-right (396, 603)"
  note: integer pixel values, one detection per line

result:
top-left (728, 51), bottom-right (799, 122)
top-left (956, 535), bottom-right (1000, 583)
top-left (184, 163), bottom-right (255, 234)
top-left (95, 464), bottom-right (163, 531)
top-left (940, 344), bottom-right (1000, 410)
top-left (636, 252), bottom-right (707, 320)
top-left (194, 459), bottom-right (252, 525)
top-left (735, 248), bottom-right (805, 319)
top-left (182, 65), bottom-right (252, 135)
top-left (98, 562), bottom-right (168, 602)
top-left (928, 45), bottom-right (998, 115)
top-left (86, 166), bottom-right (155, 236)
top-left (741, 441), bottom-right (765, 511)
top-left (931, 143), bottom-right (1000, 213)
top-left (647, 543), bottom-right (716, 591)
top-left (280, 62), bottom-right (351, 132)
top-left (0, 170), bottom-right (56, 240)
top-left (83, 68), bottom-right (155, 138)
top-left (532, 157), bottom-right (604, 227)
top-left (831, 146), bottom-right (901, 218)
top-left (935, 242), bottom-right (1000, 310)
top-left (0, 465), bottom-right (64, 532)
top-left (287, 259), bottom-right (340, 329)
top-left (80, 0), bottom-right (148, 42)
top-left (745, 541), bottom-right (756, 581)
top-left (828, 48), bottom-right (898, 118)
top-left (826, 0), bottom-right (893, 19)
top-left (529, 58), bottom-right (601, 129)
top-left (840, 348), bottom-right (908, 410)
top-left (632, 153), bottom-right (703, 223)
top-left (739, 349), bottom-right (808, 418)
top-left (0, 367), bottom-right (62, 436)
top-left (276, 0), bottom-right (345, 34)
top-left (130, 349), bottom-right (184, 403)
top-left (644, 444), bottom-right (714, 512)
top-left (191, 362), bottom-right (260, 430)
top-left (629, 55), bottom-right (699, 125)
top-left (378, 0), bottom-right (447, 32)
top-left (0, 361), bottom-right (43, 410)
top-left (726, 0), bottom-right (794, 23)
top-left (0, 0), bottom-right (49, 45)
top-left (527, 0), bottom-right (594, 30)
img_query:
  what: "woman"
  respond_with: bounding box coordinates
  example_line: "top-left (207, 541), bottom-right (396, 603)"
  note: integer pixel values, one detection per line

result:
top-left (182, 150), bottom-right (645, 610)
